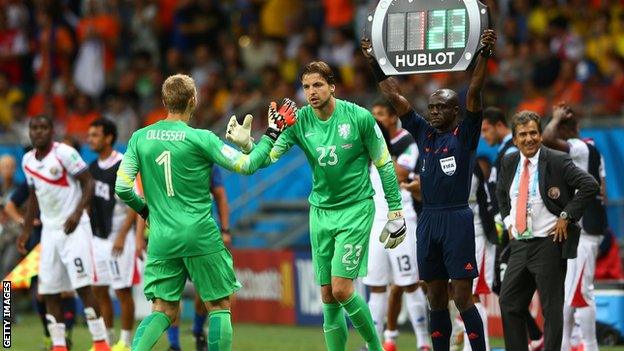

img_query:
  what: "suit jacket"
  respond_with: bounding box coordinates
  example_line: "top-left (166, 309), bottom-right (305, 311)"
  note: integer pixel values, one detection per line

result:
top-left (496, 146), bottom-right (599, 259)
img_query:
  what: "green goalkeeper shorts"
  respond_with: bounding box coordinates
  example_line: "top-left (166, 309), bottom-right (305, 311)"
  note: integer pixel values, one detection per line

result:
top-left (310, 198), bottom-right (375, 285)
top-left (143, 249), bottom-right (242, 302)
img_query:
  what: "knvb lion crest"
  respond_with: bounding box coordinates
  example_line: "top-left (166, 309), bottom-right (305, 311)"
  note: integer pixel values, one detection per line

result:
top-left (338, 123), bottom-right (351, 139)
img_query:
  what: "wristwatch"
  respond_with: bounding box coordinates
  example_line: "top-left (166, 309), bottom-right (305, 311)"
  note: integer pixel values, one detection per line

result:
top-left (559, 211), bottom-right (569, 221)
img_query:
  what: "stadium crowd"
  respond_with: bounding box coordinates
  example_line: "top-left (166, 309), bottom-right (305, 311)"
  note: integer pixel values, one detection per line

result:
top-left (0, 0), bottom-right (623, 147)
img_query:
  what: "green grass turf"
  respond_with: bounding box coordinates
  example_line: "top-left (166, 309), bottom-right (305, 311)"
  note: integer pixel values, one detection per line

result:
top-left (10, 314), bottom-right (624, 350)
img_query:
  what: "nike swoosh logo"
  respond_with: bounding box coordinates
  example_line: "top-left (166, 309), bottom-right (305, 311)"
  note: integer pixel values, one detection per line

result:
top-left (305, 132), bottom-right (315, 137)
top-left (345, 266), bottom-right (358, 271)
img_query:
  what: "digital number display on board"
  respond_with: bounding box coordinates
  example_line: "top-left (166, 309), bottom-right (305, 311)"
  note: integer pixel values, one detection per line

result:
top-left (365, 0), bottom-right (490, 75)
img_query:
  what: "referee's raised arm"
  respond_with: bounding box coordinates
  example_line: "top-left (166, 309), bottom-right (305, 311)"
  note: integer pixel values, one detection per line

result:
top-left (360, 38), bottom-right (411, 116)
top-left (361, 37), bottom-right (429, 140)
top-left (466, 29), bottom-right (497, 113)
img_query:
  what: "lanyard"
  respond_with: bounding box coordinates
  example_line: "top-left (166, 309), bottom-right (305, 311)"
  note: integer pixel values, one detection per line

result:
top-left (512, 158), bottom-right (539, 199)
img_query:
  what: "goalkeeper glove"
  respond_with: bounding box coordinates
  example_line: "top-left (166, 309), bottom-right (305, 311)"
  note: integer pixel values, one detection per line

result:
top-left (265, 98), bottom-right (297, 141)
top-left (380, 210), bottom-right (406, 249)
top-left (226, 114), bottom-right (254, 153)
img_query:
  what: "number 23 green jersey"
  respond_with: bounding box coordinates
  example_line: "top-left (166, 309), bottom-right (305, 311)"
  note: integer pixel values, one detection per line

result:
top-left (266, 99), bottom-right (402, 211)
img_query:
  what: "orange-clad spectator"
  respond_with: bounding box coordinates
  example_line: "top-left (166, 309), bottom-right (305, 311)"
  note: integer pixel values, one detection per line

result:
top-left (65, 93), bottom-right (100, 140)
top-left (76, 1), bottom-right (120, 73)
top-left (0, 10), bottom-right (28, 84)
top-left (516, 81), bottom-right (548, 117)
top-left (143, 101), bottom-right (167, 126)
top-left (159, 0), bottom-right (178, 32)
top-left (27, 79), bottom-right (67, 121)
top-left (0, 72), bottom-right (23, 129)
top-left (32, 10), bottom-right (74, 81)
top-left (322, 0), bottom-right (354, 28)
top-left (603, 54), bottom-right (624, 115)
top-left (551, 60), bottom-right (584, 107)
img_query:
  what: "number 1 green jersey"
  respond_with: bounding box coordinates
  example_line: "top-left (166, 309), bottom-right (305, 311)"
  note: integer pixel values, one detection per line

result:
top-left (115, 120), bottom-right (273, 259)
top-left (265, 99), bottom-right (402, 211)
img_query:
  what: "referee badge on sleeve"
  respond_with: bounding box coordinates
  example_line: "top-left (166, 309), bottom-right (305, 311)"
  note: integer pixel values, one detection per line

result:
top-left (440, 156), bottom-right (456, 176)
top-left (548, 187), bottom-right (561, 199)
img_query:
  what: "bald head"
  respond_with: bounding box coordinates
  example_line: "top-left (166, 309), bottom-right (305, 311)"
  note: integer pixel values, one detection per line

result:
top-left (0, 154), bottom-right (16, 181)
top-left (431, 89), bottom-right (459, 107)
top-left (427, 89), bottom-right (461, 131)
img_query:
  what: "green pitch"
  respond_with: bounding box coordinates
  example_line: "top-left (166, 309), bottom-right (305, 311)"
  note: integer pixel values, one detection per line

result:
top-left (10, 314), bottom-right (624, 350)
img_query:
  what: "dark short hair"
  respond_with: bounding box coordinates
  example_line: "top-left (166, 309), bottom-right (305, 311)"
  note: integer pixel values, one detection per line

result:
top-left (301, 61), bottom-right (335, 85)
top-left (557, 107), bottom-right (580, 131)
top-left (29, 115), bottom-right (54, 128)
top-left (372, 98), bottom-right (397, 116)
top-left (483, 107), bottom-right (507, 127)
top-left (511, 110), bottom-right (542, 136)
top-left (90, 118), bottom-right (118, 145)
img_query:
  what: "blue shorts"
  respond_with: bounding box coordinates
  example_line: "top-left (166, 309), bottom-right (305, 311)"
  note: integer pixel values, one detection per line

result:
top-left (417, 205), bottom-right (478, 281)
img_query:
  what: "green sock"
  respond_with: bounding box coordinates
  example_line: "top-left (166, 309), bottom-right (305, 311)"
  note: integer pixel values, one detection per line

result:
top-left (131, 311), bottom-right (171, 351)
top-left (322, 302), bottom-right (348, 351)
top-left (208, 310), bottom-right (233, 351)
top-left (340, 293), bottom-right (383, 351)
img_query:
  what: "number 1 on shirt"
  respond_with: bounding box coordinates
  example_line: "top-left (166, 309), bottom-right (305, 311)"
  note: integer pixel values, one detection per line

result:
top-left (156, 150), bottom-right (175, 197)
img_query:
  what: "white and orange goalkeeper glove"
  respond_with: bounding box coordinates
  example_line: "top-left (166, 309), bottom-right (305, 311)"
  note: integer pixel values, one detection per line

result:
top-left (380, 210), bottom-right (406, 249)
top-left (226, 114), bottom-right (254, 153)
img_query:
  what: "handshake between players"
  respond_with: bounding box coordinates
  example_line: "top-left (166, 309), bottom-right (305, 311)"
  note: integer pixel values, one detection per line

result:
top-left (225, 98), bottom-right (407, 250)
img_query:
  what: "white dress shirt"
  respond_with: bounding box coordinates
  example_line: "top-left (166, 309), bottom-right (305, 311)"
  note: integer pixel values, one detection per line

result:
top-left (503, 149), bottom-right (558, 239)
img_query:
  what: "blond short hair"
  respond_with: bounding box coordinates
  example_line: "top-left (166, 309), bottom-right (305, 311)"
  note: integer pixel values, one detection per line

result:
top-left (161, 74), bottom-right (196, 113)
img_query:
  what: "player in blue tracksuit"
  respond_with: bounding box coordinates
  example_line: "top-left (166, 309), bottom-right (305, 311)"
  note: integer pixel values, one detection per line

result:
top-left (362, 29), bottom-right (496, 351)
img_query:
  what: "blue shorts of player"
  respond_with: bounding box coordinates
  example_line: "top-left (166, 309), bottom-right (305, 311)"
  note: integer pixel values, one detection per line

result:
top-left (417, 204), bottom-right (478, 281)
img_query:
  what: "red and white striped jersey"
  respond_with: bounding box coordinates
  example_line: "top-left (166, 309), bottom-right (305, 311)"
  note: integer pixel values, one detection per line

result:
top-left (22, 142), bottom-right (88, 228)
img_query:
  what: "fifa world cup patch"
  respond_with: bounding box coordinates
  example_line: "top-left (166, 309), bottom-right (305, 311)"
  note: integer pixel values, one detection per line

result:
top-left (439, 156), bottom-right (456, 176)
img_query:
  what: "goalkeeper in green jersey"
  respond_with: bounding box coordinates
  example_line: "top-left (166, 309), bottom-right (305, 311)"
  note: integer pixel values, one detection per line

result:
top-left (226, 61), bottom-right (406, 351)
top-left (114, 74), bottom-right (296, 351)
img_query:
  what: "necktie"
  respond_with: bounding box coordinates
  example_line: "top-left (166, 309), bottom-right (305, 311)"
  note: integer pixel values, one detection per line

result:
top-left (515, 159), bottom-right (530, 233)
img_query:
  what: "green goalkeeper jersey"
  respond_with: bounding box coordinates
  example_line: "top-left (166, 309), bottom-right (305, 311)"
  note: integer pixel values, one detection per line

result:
top-left (115, 120), bottom-right (273, 259)
top-left (266, 99), bottom-right (402, 211)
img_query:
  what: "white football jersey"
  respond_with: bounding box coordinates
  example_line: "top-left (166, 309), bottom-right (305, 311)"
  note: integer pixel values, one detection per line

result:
top-left (468, 173), bottom-right (483, 236)
top-left (22, 142), bottom-right (89, 228)
top-left (371, 130), bottom-right (418, 220)
top-left (567, 138), bottom-right (589, 172)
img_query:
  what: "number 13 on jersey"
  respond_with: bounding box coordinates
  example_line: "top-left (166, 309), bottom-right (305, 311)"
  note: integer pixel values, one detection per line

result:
top-left (156, 150), bottom-right (175, 197)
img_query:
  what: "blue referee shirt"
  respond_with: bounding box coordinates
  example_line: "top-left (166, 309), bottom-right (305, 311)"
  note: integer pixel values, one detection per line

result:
top-left (400, 110), bottom-right (483, 209)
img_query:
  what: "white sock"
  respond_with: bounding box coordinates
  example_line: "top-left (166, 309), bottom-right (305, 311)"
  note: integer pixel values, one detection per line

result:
top-left (475, 302), bottom-right (489, 351)
top-left (368, 291), bottom-right (388, 339)
top-left (561, 305), bottom-right (575, 351)
top-left (449, 301), bottom-right (464, 350)
top-left (120, 329), bottom-right (132, 345)
top-left (47, 322), bottom-right (67, 347)
top-left (384, 329), bottom-right (399, 343)
top-left (84, 307), bottom-right (108, 343)
top-left (107, 328), bottom-right (115, 344)
top-left (578, 306), bottom-right (598, 351)
top-left (405, 289), bottom-right (430, 348)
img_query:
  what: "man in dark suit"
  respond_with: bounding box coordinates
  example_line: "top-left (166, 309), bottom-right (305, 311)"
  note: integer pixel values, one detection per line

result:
top-left (496, 111), bottom-right (599, 351)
